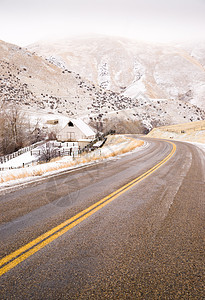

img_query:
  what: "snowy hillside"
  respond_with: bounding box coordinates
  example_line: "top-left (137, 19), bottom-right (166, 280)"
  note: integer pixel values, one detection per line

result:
top-left (28, 36), bottom-right (205, 110)
top-left (0, 38), bottom-right (205, 132)
top-left (0, 39), bottom-right (132, 117)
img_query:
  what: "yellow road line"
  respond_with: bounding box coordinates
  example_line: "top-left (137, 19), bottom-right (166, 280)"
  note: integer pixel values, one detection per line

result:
top-left (0, 141), bottom-right (176, 277)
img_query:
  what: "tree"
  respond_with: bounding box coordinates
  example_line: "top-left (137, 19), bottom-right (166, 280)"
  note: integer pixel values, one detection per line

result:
top-left (0, 105), bottom-right (28, 154)
top-left (89, 118), bottom-right (148, 135)
top-left (0, 103), bottom-right (46, 156)
top-left (37, 142), bottom-right (59, 162)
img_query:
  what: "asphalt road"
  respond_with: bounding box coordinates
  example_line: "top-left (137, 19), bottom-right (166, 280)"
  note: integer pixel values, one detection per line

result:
top-left (0, 137), bottom-right (204, 299)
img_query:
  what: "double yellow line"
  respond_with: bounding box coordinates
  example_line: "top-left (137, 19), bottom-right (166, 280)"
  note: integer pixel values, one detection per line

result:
top-left (0, 141), bottom-right (176, 277)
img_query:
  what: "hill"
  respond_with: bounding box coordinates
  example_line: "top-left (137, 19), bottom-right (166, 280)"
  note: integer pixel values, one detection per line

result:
top-left (0, 38), bottom-right (204, 132)
top-left (0, 39), bottom-right (142, 119)
top-left (148, 120), bottom-right (205, 143)
top-left (28, 36), bottom-right (205, 110)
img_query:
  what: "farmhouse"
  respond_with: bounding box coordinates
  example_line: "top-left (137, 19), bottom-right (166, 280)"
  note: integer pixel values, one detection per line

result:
top-left (57, 119), bottom-right (96, 143)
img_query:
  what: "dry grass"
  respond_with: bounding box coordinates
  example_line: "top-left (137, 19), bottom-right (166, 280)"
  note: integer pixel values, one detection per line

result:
top-left (106, 135), bottom-right (127, 145)
top-left (101, 140), bottom-right (144, 159)
top-left (50, 156), bottom-right (61, 163)
top-left (0, 136), bottom-right (144, 184)
top-left (0, 171), bottom-right (30, 183)
top-left (149, 120), bottom-right (205, 134)
top-left (148, 120), bottom-right (205, 143)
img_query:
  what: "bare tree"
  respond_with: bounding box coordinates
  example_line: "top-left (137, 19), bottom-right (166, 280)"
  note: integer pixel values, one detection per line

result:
top-left (0, 104), bottom-right (47, 156)
top-left (37, 142), bottom-right (59, 162)
top-left (0, 105), bottom-right (27, 154)
top-left (89, 118), bottom-right (148, 134)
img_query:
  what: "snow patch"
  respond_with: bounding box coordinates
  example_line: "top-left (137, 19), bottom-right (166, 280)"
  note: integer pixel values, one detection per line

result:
top-left (98, 57), bottom-right (110, 89)
top-left (122, 76), bottom-right (146, 99)
top-left (133, 60), bottom-right (145, 81)
top-left (47, 56), bottom-right (67, 69)
top-left (187, 142), bottom-right (205, 153)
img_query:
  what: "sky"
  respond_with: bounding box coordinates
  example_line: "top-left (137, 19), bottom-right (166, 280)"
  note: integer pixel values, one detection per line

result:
top-left (0, 0), bottom-right (204, 46)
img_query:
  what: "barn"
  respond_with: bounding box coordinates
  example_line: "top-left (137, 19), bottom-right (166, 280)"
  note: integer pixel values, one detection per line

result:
top-left (56, 119), bottom-right (96, 142)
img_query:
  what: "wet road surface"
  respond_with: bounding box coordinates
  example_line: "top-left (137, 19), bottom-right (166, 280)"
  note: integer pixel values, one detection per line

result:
top-left (0, 137), bottom-right (204, 299)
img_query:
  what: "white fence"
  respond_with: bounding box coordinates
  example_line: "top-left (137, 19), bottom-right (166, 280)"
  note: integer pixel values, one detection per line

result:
top-left (0, 141), bottom-right (46, 164)
top-left (0, 141), bottom-right (80, 171)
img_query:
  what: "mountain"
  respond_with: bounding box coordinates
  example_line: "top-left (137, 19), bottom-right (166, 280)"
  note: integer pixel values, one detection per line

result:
top-left (0, 39), bottom-right (101, 116)
top-left (0, 39), bottom-right (134, 117)
top-left (0, 38), bottom-right (205, 132)
top-left (28, 36), bottom-right (205, 111)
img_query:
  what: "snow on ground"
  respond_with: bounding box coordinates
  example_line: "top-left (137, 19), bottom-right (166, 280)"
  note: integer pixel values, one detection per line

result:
top-left (1, 151), bottom-right (37, 168)
top-left (187, 142), bottom-right (205, 153)
top-left (148, 121), bottom-right (205, 144)
top-left (0, 136), bottom-right (146, 188)
top-left (98, 57), bottom-right (110, 90)
top-left (122, 76), bottom-right (146, 99)
top-left (0, 141), bottom-right (78, 169)
top-left (47, 55), bottom-right (67, 69)
top-left (23, 110), bottom-right (71, 128)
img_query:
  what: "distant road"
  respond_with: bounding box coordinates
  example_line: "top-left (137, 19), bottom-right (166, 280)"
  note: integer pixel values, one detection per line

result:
top-left (0, 137), bottom-right (204, 299)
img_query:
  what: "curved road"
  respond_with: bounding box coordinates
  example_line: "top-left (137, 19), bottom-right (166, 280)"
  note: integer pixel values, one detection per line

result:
top-left (0, 137), bottom-right (204, 299)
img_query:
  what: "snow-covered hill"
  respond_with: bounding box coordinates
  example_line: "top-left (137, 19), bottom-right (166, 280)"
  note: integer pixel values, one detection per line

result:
top-left (0, 38), bottom-right (205, 132)
top-left (148, 120), bottom-right (205, 144)
top-left (28, 36), bottom-right (205, 110)
top-left (0, 39), bottom-right (133, 117)
top-left (0, 39), bottom-right (101, 116)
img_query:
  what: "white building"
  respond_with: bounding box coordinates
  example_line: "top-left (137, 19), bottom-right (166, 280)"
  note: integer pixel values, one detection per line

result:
top-left (56, 119), bottom-right (96, 143)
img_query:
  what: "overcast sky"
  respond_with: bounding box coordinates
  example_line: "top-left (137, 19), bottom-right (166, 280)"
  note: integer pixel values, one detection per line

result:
top-left (0, 0), bottom-right (204, 46)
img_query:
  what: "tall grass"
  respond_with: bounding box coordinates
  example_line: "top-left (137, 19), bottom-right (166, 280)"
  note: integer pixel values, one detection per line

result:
top-left (0, 137), bottom-right (144, 184)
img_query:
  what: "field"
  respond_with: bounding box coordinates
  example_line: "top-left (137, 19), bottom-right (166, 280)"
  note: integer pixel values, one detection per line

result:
top-left (148, 120), bottom-right (205, 143)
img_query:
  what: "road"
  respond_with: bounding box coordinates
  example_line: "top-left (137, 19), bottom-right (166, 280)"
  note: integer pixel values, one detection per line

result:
top-left (0, 137), bottom-right (204, 299)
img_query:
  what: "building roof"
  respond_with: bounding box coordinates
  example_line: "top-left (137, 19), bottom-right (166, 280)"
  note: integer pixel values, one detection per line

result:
top-left (72, 119), bottom-right (96, 137)
top-left (60, 118), bottom-right (96, 137)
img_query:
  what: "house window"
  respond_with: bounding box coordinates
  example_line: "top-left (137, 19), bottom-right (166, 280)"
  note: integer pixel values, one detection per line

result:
top-left (68, 121), bottom-right (74, 127)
